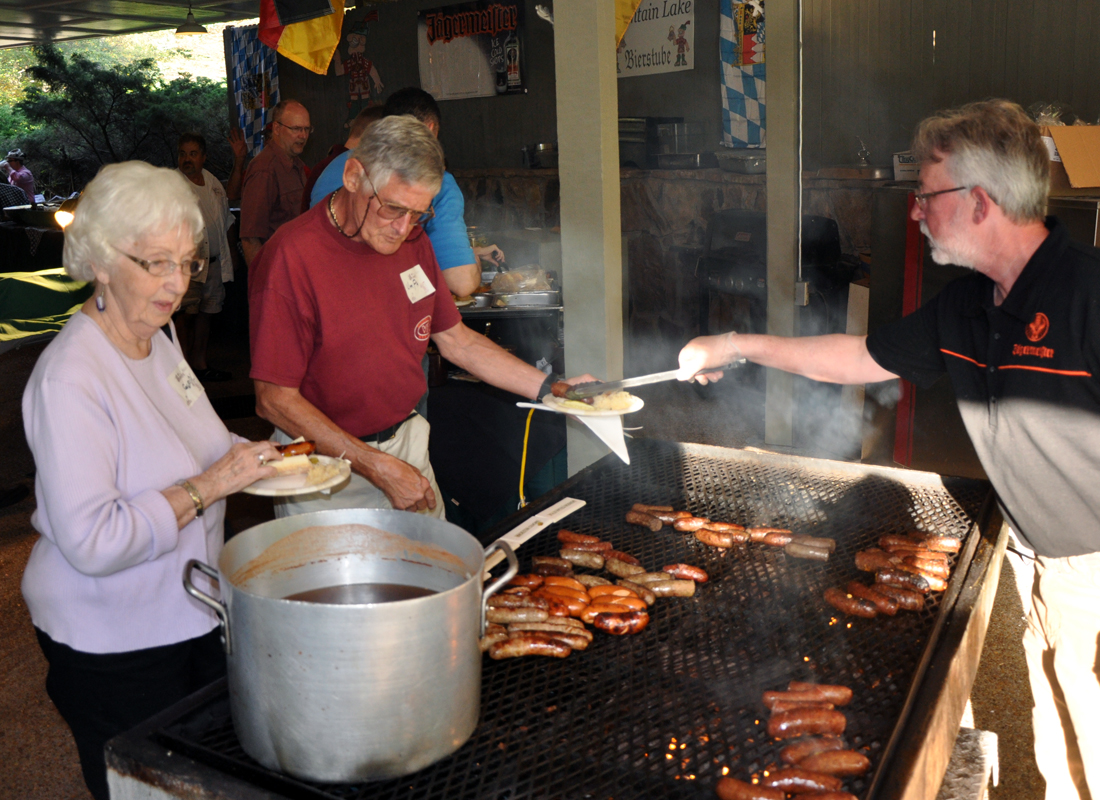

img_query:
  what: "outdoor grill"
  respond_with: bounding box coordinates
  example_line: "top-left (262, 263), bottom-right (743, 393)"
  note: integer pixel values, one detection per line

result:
top-left (108, 440), bottom-right (1002, 800)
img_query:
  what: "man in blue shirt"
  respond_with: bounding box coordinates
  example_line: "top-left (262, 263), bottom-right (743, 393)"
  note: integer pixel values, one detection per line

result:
top-left (309, 88), bottom-right (503, 297)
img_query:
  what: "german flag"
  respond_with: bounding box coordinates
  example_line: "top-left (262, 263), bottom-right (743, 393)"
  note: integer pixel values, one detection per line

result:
top-left (259, 0), bottom-right (345, 75)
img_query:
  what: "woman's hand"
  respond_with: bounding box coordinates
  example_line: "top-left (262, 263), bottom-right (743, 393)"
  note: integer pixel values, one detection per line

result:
top-left (192, 441), bottom-right (282, 503)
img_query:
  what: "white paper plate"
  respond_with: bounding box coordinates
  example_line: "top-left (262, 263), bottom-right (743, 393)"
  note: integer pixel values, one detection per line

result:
top-left (541, 394), bottom-right (644, 416)
top-left (241, 455), bottom-right (352, 497)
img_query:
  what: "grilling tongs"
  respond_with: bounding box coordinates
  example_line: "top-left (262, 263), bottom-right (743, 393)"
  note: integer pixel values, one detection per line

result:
top-left (561, 359), bottom-right (746, 401)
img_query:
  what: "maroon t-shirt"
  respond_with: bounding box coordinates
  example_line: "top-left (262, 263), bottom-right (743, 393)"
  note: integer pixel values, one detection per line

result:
top-left (249, 203), bottom-right (461, 437)
top-left (240, 145), bottom-right (308, 241)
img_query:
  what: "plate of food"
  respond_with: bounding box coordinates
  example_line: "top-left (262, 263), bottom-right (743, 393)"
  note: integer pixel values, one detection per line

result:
top-left (242, 444), bottom-right (351, 496)
top-left (541, 392), bottom-right (644, 416)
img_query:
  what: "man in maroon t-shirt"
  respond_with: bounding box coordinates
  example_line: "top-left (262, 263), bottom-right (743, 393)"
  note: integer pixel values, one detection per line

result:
top-left (250, 116), bottom-right (589, 519)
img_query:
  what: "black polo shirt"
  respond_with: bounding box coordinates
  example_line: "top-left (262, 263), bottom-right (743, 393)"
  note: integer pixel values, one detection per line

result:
top-left (867, 218), bottom-right (1100, 558)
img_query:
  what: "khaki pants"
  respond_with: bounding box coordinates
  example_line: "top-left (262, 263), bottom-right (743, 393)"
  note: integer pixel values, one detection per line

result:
top-left (1006, 535), bottom-right (1100, 800)
top-left (272, 414), bottom-right (445, 520)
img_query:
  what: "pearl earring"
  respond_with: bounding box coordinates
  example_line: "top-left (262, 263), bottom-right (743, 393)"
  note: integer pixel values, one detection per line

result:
top-left (95, 285), bottom-right (106, 312)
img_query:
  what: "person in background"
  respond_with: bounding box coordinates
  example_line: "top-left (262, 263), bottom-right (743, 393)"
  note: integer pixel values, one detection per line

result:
top-left (5, 148), bottom-right (35, 202)
top-left (0, 177), bottom-right (29, 209)
top-left (173, 131), bottom-right (247, 381)
top-left (309, 88), bottom-right (504, 297)
top-left (250, 116), bottom-right (590, 520)
top-left (677, 99), bottom-right (1100, 800)
top-left (240, 99), bottom-right (311, 267)
top-left (301, 105), bottom-right (385, 215)
top-left (21, 161), bottom-right (282, 800)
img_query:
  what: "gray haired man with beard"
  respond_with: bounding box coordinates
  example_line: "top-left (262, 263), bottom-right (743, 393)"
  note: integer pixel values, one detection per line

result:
top-left (678, 99), bottom-right (1100, 799)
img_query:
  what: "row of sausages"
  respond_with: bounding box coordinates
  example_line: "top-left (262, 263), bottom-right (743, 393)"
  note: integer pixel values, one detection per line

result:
top-left (717, 682), bottom-right (869, 800)
top-left (627, 504), bottom-right (837, 562)
top-left (825, 533), bottom-right (961, 618)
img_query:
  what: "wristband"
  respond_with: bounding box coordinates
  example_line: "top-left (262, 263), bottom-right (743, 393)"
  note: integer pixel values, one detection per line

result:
top-left (537, 373), bottom-right (560, 401)
top-left (177, 479), bottom-right (205, 518)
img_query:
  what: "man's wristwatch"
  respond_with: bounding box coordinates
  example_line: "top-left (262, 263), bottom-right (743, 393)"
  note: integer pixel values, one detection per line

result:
top-left (537, 373), bottom-right (560, 401)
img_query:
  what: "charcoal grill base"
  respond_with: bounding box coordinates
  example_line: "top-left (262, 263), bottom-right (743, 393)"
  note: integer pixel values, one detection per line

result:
top-left (107, 440), bottom-right (1000, 800)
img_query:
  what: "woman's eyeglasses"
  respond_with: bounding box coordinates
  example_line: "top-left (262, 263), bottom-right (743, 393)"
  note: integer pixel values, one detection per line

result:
top-left (111, 244), bottom-right (206, 279)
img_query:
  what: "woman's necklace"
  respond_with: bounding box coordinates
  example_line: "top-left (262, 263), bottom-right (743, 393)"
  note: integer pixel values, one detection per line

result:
top-left (328, 188), bottom-right (368, 239)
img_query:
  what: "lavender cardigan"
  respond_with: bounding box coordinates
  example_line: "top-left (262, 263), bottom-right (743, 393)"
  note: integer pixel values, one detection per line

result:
top-left (22, 312), bottom-right (240, 653)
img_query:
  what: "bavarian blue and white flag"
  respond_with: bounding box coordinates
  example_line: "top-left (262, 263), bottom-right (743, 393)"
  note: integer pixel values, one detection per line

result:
top-left (229, 25), bottom-right (281, 157)
top-left (720, 0), bottom-right (766, 148)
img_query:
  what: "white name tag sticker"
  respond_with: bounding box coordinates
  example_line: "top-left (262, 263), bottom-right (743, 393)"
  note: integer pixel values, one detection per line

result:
top-left (169, 360), bottom-right (205, 407)
top-left (400, 264), bottom-right (436, 304)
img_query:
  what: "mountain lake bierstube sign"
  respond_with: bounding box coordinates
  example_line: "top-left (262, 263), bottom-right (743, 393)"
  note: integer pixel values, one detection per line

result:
top-left (617, 0), bottom-right (694, 78)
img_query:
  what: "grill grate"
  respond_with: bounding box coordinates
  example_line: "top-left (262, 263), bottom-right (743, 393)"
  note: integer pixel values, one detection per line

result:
top-left (155, 441), bottom-right (991, 800)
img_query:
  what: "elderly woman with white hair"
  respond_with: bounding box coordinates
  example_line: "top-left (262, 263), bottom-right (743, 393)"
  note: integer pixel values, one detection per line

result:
top-left (21, 161), bottom-right (283, 800)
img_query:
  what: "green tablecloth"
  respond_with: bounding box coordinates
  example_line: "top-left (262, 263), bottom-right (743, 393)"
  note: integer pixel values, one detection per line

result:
top-left (0, 268), bottom-right (91, 353)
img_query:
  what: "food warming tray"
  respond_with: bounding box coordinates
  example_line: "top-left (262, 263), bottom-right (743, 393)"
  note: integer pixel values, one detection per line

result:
top-left (114, 440), bottom-right (999, 800)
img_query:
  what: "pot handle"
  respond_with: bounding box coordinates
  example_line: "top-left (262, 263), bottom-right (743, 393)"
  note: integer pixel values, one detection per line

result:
top-left (480, 540), bottom-right (518, 635)
top-left (183, 559), bottom-right (232, 655)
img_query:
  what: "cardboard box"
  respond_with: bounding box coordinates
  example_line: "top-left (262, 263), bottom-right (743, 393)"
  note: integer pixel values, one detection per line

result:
top-left (1041, 125), bottom-right (1100, 197)
top-left (893, 151), bottom-right (919, 182)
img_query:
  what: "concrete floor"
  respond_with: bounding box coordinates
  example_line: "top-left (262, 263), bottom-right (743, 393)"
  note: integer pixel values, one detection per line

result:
top-left (0, 322), bottom-right (1043, 799)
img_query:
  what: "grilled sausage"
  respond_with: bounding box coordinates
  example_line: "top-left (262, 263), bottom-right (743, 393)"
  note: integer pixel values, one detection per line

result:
top-left (616, 579), bottom-right (657, 606)
top-left (479, 624), bottom-right (509, 652)
top-left (845, 581), bottom-right (899, 615)
top-left (628, 572), bottom-right (674, 584)
top-left (588, 585), bottom-right (638, 599)
top-left (652, 510), bottom-right (691, 524)
top-left (785, 541), bottom-right (831, 561)
top-left (761, 768), bottom-right (842, 793)
top-left (592, 610), bottom-right (649, 635)
top-left (487, 593), bottom-right (549, 609)
top-left (558, 540), bottom-right (614, 553)
top-left (763, 530), bottom-right (795, 547)
top-left (706, 521), bottom-right (746, 532)
top-left (574, 574), bottom-right (613, 588)
top-left (557, 529), bottom-right (600, 544)
top-left (695, 528), bottom-right (734, 548)
top-left (488, 633), bottom-right (571, 659)
top-left (854, 548), bottom-right (899, 572)
top-left (881, 545), bottom-right (949, 561)
top-left (726, 528), bottom-right (751, 544)
top-left (790, 535), bottom-right (837, 552)
top-left (533, 591), bottom-right (586, 616)
top-left (550, 381), bottom-right (573, 398)
top-left (876, 568), bottom-right (933, 594)
top-left (606, 550), bottom-right (642, 566)
top-left (779, 735), bottom-right (846, 765)
top-left (486, 606), bottom-right (549, 624)
top-left (769, 700), bottom-right (835, 712)
top-left (605, 557), bottom-right (646, 577)
top-left (673, 516), bottom-right (710, 532)
top-left (647, 579), bottom-right (696, 598)
top-left (533, 562), bottom-right (573, 577)
top-left (798, 749), bottom-right (872, 776)
top-left (767, 708), bottom-right (847, 739)
top-left (560, 549), bottom-right (605, 569)
top-left (715, 777), bottom-right (785, 800)
top-left (601, 595), bottom-right (648, 611)
top-left (625, 510), bottom-right (663, 531)
top-left (824, 587), bottom-right (878, 618)
top-left (507, 573), bottom-right (544, 589)
top-left (763, 690), bottom-right (839, 710)
top-left (917, 535), bottom-right (961, 553)
top-left (544, 599), bottom-right (572, 617)
top-left (542, 575), bottom-right (588, 592)
top-left (895, 563), bottom-right (948, 591)
top-left (787, 682), bottom-right (853, 706)
top-left (879, 534), bottom-right (923, 549)
top-left (508, 617), bottom-right (587, 633)
top-left (747, 528), bottom-right (772, 542)
top-left (662, 563), bottom-right (709, 582)
top-left (501, 586), bottom-right (531, 595)
top-left (632, 503), bottom-right (674, 514)
top-left (873, 583), bottom-right (925, 611)
top-left (275, 440), bottom-right (316, 456)
top-left (532, 556), bottom-right (572, 570)
top-left (535, 584), bottom-right (589, 602)
top-left (580, 601), bottom-right (641, 624)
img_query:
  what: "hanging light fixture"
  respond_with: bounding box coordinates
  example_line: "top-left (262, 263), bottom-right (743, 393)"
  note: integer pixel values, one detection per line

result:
top-left (175, 2), bottom-right (208, 35)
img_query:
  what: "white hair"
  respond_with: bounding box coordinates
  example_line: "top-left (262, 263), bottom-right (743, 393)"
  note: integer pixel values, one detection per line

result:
top-left (350, 115), bottom-right (444, 196)
top-left (63, 161), bottom-right (204, 282)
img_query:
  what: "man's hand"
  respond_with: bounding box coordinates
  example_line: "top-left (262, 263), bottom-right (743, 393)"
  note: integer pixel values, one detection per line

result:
top-left (361, 450), bottom-right (436, 512)
top-left (229, 128), bottom-right (248, 161)
top-left (677, 333), bottom-right (741, 385)
top-left (473, 244), bottom-right (505, 266)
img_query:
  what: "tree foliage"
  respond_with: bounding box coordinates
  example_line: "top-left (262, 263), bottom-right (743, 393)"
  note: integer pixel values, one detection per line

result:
top-left (3, 44), bottom-right (233, 197)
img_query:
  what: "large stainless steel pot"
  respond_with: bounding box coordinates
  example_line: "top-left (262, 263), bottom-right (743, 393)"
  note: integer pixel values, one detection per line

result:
top-left (182, 508), bottom-right (517, 783)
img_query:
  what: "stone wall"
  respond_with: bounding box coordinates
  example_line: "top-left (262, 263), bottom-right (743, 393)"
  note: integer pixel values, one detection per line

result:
top-left (453, 168), bottom-right (887, 372)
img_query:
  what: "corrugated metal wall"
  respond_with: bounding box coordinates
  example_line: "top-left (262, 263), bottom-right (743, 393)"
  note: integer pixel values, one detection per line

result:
top-left (803, 0), bottom-right (1100, 171)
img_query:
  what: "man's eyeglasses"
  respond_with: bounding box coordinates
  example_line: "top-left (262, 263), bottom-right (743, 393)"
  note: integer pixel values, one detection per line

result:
top-left (111, 244), bottom-right (206, 279)
top-left (914, 186), bottom-right (969, 209)
top-left (275, 120), bottom-right (314, 135)
top-left (365, 175), bottom-right (435, 224)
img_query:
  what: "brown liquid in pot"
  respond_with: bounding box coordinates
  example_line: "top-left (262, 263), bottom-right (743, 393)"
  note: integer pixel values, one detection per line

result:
top-left (284, 582), bottom-right (437, 605)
